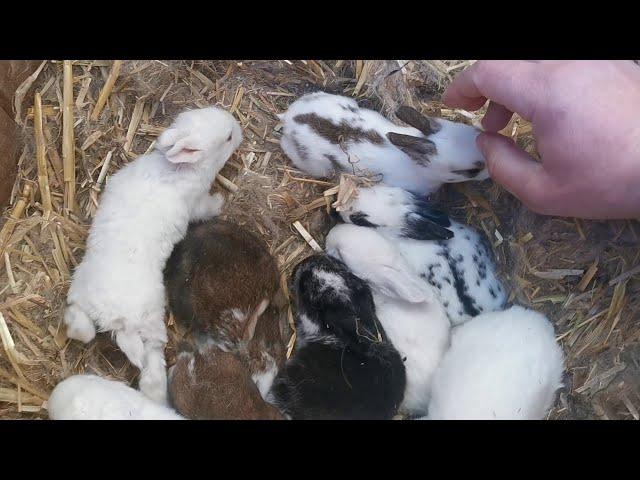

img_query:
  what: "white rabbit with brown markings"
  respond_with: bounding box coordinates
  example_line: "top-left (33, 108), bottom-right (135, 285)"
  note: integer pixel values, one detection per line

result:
top-left (63, 106), bottom-right (242, 405)
top-left (278, 92), bottom-right (488, 196)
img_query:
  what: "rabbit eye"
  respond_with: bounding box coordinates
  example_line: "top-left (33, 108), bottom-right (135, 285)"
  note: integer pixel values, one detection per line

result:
top-left (226, 133), bottom-right (232, 142)
top-left (452, 168), bottom-right (482, 178)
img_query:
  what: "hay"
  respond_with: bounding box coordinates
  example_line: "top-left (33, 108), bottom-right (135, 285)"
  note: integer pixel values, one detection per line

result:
top-left (1, 60), bottom-right (638, 420)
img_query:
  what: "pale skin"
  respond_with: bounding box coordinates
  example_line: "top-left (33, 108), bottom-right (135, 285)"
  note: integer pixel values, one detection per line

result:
top-left (442, 60), bottom-right (640, 219)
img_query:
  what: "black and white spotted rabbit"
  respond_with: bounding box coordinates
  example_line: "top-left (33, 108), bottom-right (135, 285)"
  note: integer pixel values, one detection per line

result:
top-left (335, 184), bottom-right (507, 326)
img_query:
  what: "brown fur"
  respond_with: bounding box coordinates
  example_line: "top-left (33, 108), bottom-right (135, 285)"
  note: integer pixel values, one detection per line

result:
top-left (395, 106), bottom-right (442, 136)
top-left (164, 219), bottom-right (286, 419)
top-left (165, 219), bottom-right (281, 351)
top-left (386, 132), bottom-right (437, 165)
top-left (169, 343), bottom-right (284, 420)
top-left (293, 112), bottom-right (385, 145)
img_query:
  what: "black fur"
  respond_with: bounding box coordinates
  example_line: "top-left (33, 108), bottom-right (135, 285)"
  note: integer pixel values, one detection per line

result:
top-left (403, 213), bottom-right (453, 241)
top-left (442, 243), bottom-right (481, 317)
top-left (349, 212), bottom-right (378, 228)
top-left (401, 196), bottom-right (453, 241)
top-left (452, 168), bottom-right (483, 178)
top-left (270, 255), bottom-right (406, 420)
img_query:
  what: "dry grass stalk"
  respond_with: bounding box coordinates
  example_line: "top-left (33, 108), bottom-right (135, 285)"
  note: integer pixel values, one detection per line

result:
top-left (0, 387), bottom-right (41, 406)
top-left (532, 269), bottom-right (584, 281)
top-left (353, 61), bottom-right (374, 96)
top-left (578, 261), bottom-right (599, 291)
top-left (292, 221), bottom-right (322, 252)
top-left (609, 263), bottom-right (640, 286)
top-left (13, 61), bottom-right (47, 126)
top-left (0, 312), bottom-right (32, 366)
top-left (34, 92), bottom-right (52, 218)
top-left (124, 98), bottom-right (145, 154)
top-left (62, 60), bottom-right (76, 214)
top-left (7, 308), bottom-right (44, 337)
top-left (0, 184), bottom-right (32, 256)
top-left (90, 60), bottom-right (123, 121)
top-left (216, 174), bottom-right (239, 193)
top-left (4, 253), bottom-right (17, 294)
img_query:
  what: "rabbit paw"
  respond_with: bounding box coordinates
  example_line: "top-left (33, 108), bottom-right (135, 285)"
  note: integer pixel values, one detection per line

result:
top-left (191, 193), bottom-right (225, 221)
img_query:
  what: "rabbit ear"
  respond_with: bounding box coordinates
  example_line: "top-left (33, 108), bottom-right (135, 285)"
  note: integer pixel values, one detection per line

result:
top-left (158, 128), bottom-right (203, 164)
top-left (373, 265), bottom-right (432, 303)
top-left (387, 132), bottom-right (437, 163)
top-left (396, 106), bottom-right (441, 136)
top-left (241, 298), bottom-right (270, 343)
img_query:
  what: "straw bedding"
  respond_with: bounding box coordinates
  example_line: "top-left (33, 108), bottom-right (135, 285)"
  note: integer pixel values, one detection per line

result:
top-left (0, 60), bottom-right (638, 420)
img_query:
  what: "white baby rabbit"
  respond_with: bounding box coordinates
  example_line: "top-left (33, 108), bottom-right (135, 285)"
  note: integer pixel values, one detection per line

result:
top-left (337, 184), bottom-right (507, 326)
top-left (47, 375), bottom-right (184, 420)
top-left (326, 223), bottom-right (450, 417)
top-left (63, 106), bottom-right (242, 405)
top-left (425, 306), bottom-right (565, 420)
top-left (278, 92), bottom-right (488, 196)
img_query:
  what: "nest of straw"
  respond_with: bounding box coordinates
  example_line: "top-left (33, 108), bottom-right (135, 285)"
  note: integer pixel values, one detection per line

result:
top-left (0, 60), bottom-right (638, 420)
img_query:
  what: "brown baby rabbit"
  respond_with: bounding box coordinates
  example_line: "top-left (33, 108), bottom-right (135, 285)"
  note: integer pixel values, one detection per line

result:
top-left (164, 219), bottom-right (286, 418)
top-left (168, 340), bottom-right (284, 420)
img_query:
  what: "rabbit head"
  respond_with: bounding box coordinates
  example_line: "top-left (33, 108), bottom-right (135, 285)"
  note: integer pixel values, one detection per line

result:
top-left (156, 106), bottom-right (242, 167)
top-left (291, 254), bottom-right (382, 345)
top-left (388, 106), bottom-right (489, 184)
top-left (335, 184), bottom-right (454, 241)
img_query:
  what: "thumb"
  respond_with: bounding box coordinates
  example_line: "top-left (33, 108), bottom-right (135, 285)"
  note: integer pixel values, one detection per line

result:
top-left (477, 132), bottom-right (548, 210)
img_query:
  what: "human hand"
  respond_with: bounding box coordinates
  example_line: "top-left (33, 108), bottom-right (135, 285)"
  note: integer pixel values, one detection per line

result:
top-left (442, 60), bottom-right (640, 219)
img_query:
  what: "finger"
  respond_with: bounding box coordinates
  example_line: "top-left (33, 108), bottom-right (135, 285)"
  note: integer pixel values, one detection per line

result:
top-left (443, 60), bottom-right (545, 121)
top-left (481, 101), bottom-right (514, 132)
top-left (476, 132), bottom-right (549, 212)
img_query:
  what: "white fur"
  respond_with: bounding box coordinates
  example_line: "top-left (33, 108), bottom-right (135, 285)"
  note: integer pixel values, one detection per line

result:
top-left (338, 184), bottom-right (422, 233)
top-left (63, 107), bottom-right (242, 405)
top-left (313, 269), bottom-right (350, 299)
top-left (251, 354), bottom-right (279, 399)
top-left (396, 221), bottom-right (506, 325)
top-left (297, 312), bottom-right (320, 338)
top-left (326, 224), bottom-right (431, 304)
top-left (47, 375), bottom-right (184, 420)
top-left (279, 92), bottom-right (488, 196)
top-left (426, 306), bottom-right (565, 420)
top-left (326, 224), bottom-right (450, 417)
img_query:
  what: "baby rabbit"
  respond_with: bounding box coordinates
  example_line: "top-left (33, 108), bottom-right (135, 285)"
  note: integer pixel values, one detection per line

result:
top-left (337, 184), bottom-right (506, 325)
top-left (278, 92), bottom-right (488, 196)
top-left (267, 254), bottom-right (406, 420)
top-left (168, 340), bottom-right (284, 420)
top-left (337, 183), bottom-right (454, 241)
top-left (63, 106), bottom-right (242, 404)
top-left (47, 374), bottom-right (184, 420)
top-left (326, 224), bottom-right (450, 417)
top-left (425, 306), bottom-right (565, 420)
top-left (164, 219), bottom-right (285, 400)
